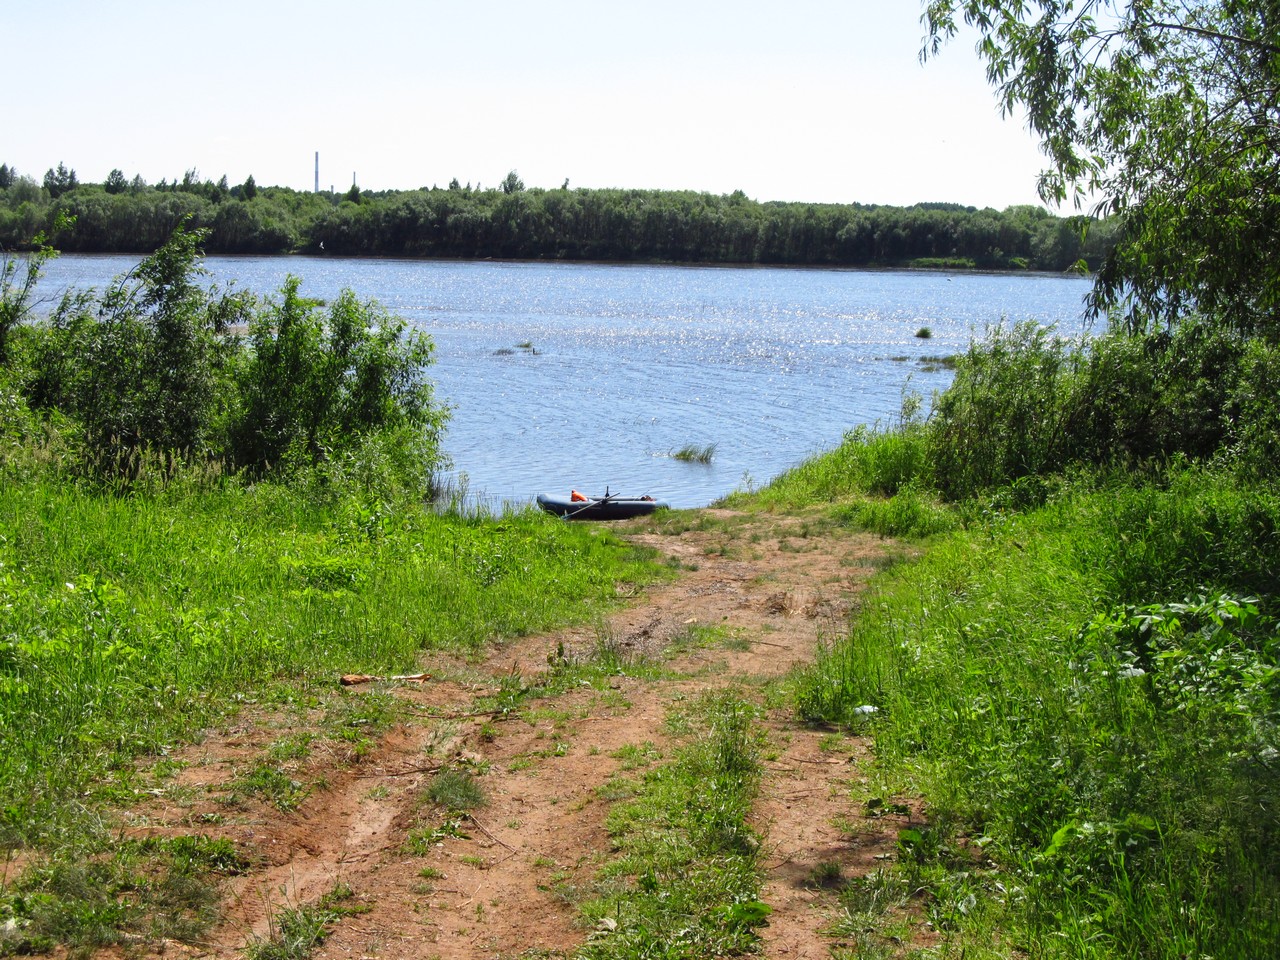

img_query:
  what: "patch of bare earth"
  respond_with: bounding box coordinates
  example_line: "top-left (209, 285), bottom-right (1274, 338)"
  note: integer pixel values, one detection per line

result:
top-left (124, 509), bottom-right (931, 959)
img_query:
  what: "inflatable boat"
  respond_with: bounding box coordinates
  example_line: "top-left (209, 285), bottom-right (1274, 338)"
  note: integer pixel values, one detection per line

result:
top-left (536, 491), bottom-right (668, 521)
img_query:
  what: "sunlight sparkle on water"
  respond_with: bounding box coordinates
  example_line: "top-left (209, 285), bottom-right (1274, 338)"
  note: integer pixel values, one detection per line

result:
top-left (36, 257), bottom-right (1091, 508)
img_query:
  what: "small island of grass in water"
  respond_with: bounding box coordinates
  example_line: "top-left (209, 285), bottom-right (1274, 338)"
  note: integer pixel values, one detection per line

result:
top-left (669, 443), bottom-right (717, 464)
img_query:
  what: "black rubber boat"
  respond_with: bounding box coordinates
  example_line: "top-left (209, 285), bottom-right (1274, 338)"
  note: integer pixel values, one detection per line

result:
top-left (536, 491), bottom-right (668, 520)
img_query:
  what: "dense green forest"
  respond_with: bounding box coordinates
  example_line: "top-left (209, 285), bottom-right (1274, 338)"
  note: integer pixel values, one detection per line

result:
top-left (0, 161), bottom-right (1113, 270)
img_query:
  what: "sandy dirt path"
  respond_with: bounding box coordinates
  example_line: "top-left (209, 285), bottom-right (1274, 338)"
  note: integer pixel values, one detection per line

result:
top-left (127, 509), bottom-right (927, 960)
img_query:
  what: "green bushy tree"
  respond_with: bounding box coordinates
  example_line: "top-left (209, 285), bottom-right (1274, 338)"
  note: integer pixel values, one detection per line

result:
top-left (19, 222), bottom-right (446, 489)
top-left (28, 224), bottom-right (250, 469)
top-left (104, 169), bottom-right (128, 195)
top-left (41, 163), bottom-right (78, 200)
top-left (923, 0), bottom-right (1280, 337)
top-left (500, 170), bottom-right (525, 195)
top-left (230, 275), bottom-right (447, 485)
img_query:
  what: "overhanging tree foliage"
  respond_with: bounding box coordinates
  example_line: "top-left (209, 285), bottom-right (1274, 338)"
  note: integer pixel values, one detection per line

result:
top-left (923, 0), bottom-right (1280, 336)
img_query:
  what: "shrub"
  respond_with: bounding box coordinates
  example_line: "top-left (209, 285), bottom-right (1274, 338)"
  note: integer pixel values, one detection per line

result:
top-left (928, 319), bottom-right (1264, 500)
top-left (928, 321), bottom-right (1083, 499)
top-left (14, 222), bottom-right (447, 493)
top-left (26, 224), bottom-right (251, 472)
top-left (230, 275), bottom-right (447, 490)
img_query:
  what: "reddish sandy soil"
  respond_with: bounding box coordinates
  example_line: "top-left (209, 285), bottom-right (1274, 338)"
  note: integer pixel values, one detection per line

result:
top-left (118, 508), bottom-right (933, 960)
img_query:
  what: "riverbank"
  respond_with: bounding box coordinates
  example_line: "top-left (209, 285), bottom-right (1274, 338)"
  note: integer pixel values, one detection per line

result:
top-left (2, 446), bottom-right (1276, 959)
top-left (2, 177), bottom-right (1114, 275)
top-left (0, 475), bottom-right (910, 957)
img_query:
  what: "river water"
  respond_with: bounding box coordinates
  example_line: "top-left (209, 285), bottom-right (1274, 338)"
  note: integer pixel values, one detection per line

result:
top-left (34, 255), bottom-right (1093, 508)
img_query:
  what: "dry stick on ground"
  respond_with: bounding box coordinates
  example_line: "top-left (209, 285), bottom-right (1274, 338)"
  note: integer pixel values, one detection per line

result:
top-left (464, 813), bottom-right (516, 852)
top-left (354, 762), bottom-right (445, 779)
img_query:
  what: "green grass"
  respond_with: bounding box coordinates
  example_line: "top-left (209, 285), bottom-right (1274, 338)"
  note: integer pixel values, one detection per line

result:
top-left (0, 431), bottom-right (664, 956)
top-left (424, 768), bottom-right (486, 811)
top-left (244, 884), bottom-right (368, 960)
top-left (918, 353), bottom-right (960, 372)
top-left (725, 425), bottom-right (933, 509)
top-left (0, 834), bottom-right (248, 955)
top-left (543, 632), bottom-right (675, 689)
top-left (793, 464), bottom-right (1280, 959)
top-left (231, 764), bottom-right (312, 812)
top-left (0, 474), bottom-right (663, 845)
top-left (909, 257), bottom-right (977, 271)
top-left (831, 481), bottom-right (959, 538)
top-left (576, 690), bottom-right (770, 959)
top-left (670, 443), bottom-right (717, 464)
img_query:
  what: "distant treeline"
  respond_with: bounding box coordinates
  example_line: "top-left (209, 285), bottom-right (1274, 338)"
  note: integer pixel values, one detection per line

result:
top-left (0, 163), bottom-right (1114, 271)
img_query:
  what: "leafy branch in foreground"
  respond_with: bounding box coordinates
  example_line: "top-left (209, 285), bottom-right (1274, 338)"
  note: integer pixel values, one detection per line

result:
top-left (923, 0), bottom-right (1280, 336)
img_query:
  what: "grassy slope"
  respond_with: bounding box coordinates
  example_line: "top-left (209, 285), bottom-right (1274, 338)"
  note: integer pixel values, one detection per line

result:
top-left (3, 409), bottom-right (1276, 959)
top-left (0, 476), bottom-right (663, 842)
top-left (748, 432), bottom-right (1280, 959)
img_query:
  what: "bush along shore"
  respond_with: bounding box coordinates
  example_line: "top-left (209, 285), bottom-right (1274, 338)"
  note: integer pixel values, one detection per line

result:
top-left (720, 317), bottom-right (1280, 959)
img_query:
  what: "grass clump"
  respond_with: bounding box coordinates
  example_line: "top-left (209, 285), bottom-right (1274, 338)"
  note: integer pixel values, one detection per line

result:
top-left (831, 481), bottom-right (958, 539)
top-left (578, 690), bottom-right (770, 959)
top-left (670, 442), bottom-right (717, 464)
top-left (232, 764), bottom-right (312, 812)
top-left (0, 833), bottom-right (248, 955)
top-left (425, 768), bottom-right (486, 812)
top-left (543, 633), bottom-right (672, 691)
top-left (244, 884), bottom-right (367, 960)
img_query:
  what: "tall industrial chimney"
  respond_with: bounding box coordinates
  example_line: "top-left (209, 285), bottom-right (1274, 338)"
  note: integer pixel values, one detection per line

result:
top-left (314, 152), bottom-right (319, 193)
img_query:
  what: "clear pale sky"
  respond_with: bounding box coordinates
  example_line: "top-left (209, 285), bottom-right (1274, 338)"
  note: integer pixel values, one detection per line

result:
top-left (6, 0), bottom-right (1049, 210)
